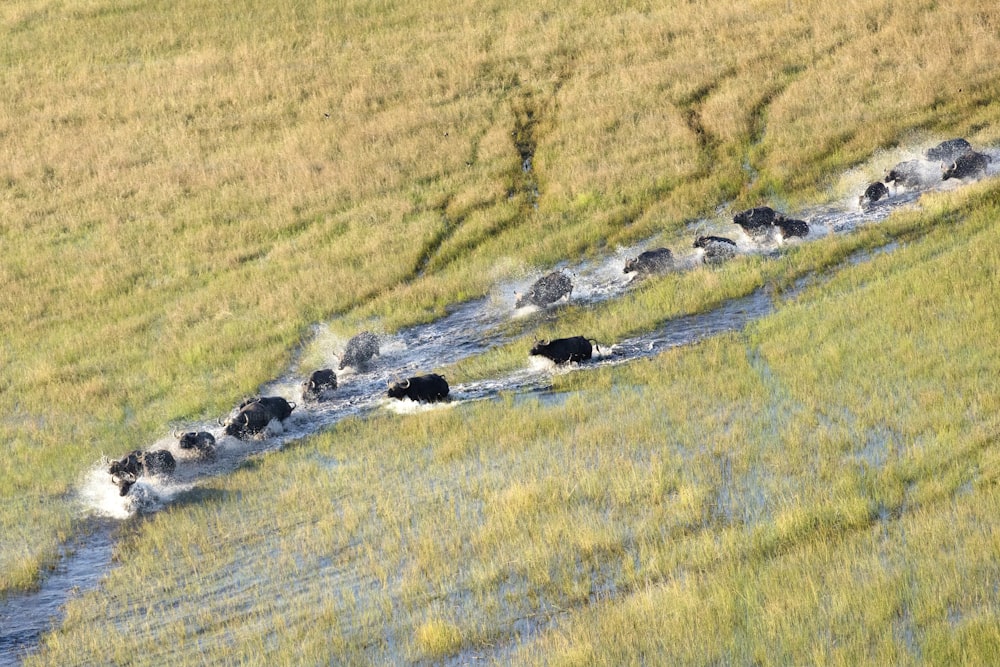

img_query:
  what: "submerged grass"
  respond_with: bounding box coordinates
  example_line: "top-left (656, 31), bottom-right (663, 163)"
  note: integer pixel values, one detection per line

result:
top-left (25, 182), bottom-right (1000, 663)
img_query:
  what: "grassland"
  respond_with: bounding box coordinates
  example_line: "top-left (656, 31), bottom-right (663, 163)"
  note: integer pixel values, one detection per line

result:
top-left (2, 0), bottom-right (1000, 662)
top-left (24, 182), bottom-right (1000, 664)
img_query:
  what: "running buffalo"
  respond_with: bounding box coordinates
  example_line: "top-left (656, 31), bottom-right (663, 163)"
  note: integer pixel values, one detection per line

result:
top-left (732, 206), bottom-right (778, 240)
top-left (773, 216), bottom-right (809, 240)
top-left (222, 396), bottom-right (296, 439)
top-left (942, 151), bottom-right (990, 181)
top-left (925, 138), bottom-right (972, 163)
top-left (530, 336), bottom-right (595, 364)
top-left (859, 181), bottom-right (889, 209)
top-left (301, 369), bottom-right (338, 403)
top-left (624, 248), bottom-right (673, 277)
top-left (339, 331), bottom-right (380, 370)
top-left (108, 449), bottom-right (176, 496)
top-left (884, 160), bottom-right (931, 189)
top-left (693, 235), bottom-right (737, 265)
top-left (387, 374), bottom-right (450, 403)
top-left (175, 430), bottom-right (216, 459)
top-left (515, 271), bottom-right (573, 308)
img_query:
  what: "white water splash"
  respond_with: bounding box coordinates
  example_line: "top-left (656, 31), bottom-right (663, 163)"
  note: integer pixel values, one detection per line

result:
top-left (78, 467), bottom-right (133, 520)
top-left (383, 397), bottom-right (457, 415)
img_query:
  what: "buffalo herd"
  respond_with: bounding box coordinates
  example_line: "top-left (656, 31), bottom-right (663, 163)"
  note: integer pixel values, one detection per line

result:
top-left (877, 138), bottom-right (990, 196)
top-left (107, 137), bottom-right (992, 498)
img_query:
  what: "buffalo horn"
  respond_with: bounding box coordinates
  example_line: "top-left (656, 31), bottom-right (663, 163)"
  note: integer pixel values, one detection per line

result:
top-left (401, 379), bottom-right (410, 388)
top-left (288, 402), bottom-right (297, 412)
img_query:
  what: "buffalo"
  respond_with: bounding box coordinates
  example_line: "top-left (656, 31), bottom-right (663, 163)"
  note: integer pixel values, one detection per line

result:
top-left (859, 181), bottom-right (889, 209)
top-left (387, 374), bottom-right (450, 403)
top-left (108, 450), bottom-right (142, 481)
top-left (693, 235), bottom-right (737, 265)
top-left (222, 396), bottom-right (296, 439)
top-left (942, 151), bottom-right (990, 181)
top-left (108, 449), bottom-right (176, 496)
top-left (515, 271), bottom-right (573, 308)
top-left (530, 336), bottom-right (596, 364)
top-left (301, 369), bottom-right (338, 403)
top-left (732, 206), bottom-right (778, 240)
top-left (925, 138), bottom-right (972, 163)
top-left (624, 248), bottom-right (673, 277)
top-left (339, 331), bottom-right (380, 370)
top-left (772, 216), bottom-right (809, 240)
top-left (884, 160), bottom-right (931, 189)
top-left (732, 207), bottom-right (808, 242)
top-left (175, 430), bottom-right (216, 460)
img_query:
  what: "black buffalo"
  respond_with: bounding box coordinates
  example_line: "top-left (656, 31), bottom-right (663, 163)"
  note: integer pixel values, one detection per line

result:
top-left (942, 151), bottom-right (990, 181)
top-left (175, 430), bottom-right (216, 459)
top-left (925, 138), bottom-right (972, 163)
top-left (387, 374), bottom-right (450, 403)
top-left (301, 369), bottom-right (338, 403)
top-left (884, 160), bottom-right (930, 189)
top-left (222, 396), bottom-right (296, 439)
top-left (516, 271), bottom-right (573, 308)
top-left (732, 206), bottom-right (778, 240)
top-left (624, 248), bottom-right (673, 277)
top-left (108, 450), bottom-right (143, 480)
top-left (693, 235), bottom-right (737, 265)
top-left (859, 181), bottom-right (889, 208)
top-left (339, 331), bottom-right (380, 370)
top-left (772, 215), bottom-right (809, 240)
top-left (108, 449), bottom-right (176, 496)
top-left (530, 336), bottom-right (595, 364)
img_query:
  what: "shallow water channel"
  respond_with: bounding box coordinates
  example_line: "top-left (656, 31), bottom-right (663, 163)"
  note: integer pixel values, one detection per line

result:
top-left (3, 155), bottom-right (996, 664)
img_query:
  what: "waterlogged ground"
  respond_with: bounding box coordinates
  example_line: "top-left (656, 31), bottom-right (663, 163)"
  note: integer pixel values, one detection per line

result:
top-left (5, 148), bottom-right (999, 665)
top-left (0, 521), bottom-right (118, 666)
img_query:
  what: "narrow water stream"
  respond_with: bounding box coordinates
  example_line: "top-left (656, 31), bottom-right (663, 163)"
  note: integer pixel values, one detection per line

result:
top-left (0, 520), bottom-right (118, 666)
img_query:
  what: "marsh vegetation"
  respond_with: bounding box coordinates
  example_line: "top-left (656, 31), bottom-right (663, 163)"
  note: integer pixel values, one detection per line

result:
top-left (2, 0), bottom-right (1000, 663)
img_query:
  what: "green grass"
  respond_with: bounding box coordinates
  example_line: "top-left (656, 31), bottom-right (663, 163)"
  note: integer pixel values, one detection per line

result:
top-left (23, 182), bottom-right (1000, 664)
top-left (2, 0), bottom-right (1000, 662)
